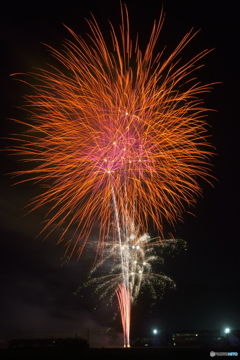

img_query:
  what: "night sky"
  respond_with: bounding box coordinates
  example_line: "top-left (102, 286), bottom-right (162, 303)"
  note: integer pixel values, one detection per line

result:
top-left (1, 0), bottom-right (240, 346)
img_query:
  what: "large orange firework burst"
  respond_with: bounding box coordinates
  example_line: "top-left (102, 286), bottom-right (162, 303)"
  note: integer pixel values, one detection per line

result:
top-left (10, 4), bottom-right (214, 258)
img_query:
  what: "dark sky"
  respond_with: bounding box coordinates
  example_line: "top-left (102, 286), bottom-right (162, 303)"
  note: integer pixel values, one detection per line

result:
top-left (1, 0), bottom-right (240, 346)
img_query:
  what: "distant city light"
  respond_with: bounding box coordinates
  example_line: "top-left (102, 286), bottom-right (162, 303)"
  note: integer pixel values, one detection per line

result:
top-left (153, 329), bottom-right (158, 335)
top-left (224, 328), bottom-right (230, 334)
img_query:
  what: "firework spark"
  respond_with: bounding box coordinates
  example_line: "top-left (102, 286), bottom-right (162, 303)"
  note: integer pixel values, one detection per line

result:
top-left (9, 4), bottom-right (214, 259)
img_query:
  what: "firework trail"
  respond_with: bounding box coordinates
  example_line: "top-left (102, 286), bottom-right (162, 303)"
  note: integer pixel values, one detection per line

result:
top-left (10, 4), bottom-right (214, 259)
top-left (116, 284), bottom-right (131, 347)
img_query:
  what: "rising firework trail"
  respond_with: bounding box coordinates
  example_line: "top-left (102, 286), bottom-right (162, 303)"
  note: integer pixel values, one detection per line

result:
top-left (9, 2), bottom-right (214, 347)
top-left (116, 284), bottom-right (131, 347)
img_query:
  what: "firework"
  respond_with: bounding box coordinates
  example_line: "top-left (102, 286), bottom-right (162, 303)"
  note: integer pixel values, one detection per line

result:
top-left (10, 4), bottom-right (214, 259)
top-left (82, 229), bottom-right (185, 347)
top-left (9, 3), bottom-right (214, 348)
top-left (86, 228), bottom-right (181, 302)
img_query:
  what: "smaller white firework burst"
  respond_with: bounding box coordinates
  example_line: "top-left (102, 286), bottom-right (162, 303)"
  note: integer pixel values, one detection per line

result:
top-left (83, 225), bottom-right (186, 303)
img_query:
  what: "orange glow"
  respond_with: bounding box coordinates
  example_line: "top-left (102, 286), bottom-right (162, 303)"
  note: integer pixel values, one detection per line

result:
top-left (10, 4), bottom-right (215, 257)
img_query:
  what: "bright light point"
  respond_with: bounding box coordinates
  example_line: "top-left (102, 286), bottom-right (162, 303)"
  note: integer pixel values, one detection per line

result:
top-left (134, 260), bottom-right (137, 263)
top-left (113, 142), bottom-right (116, 145)
top-left (153, 329), bottom-right (158, 335)
top-left (107, 170), bottom-right (111, 173)
top-left (136, 245), bottom-right (140, 249)
top-left (143, 262), bottom-right (146, 265)
top-left (139, 159), bottom-right (141, 162)
top-left (129, 161), bottom-right (132, 163)
top-left (132, 246), bottom-right (135, 249)
top-left (123, 148), bottom-right (126, 151)
top-left (225, 328), bottom-right (230, 334)
top-left (103, 158), bottom-right (107, 162)
top-left (139, 270), bottom-right (142, 273)
top-left (125, 112), bottom-right (128, 115)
